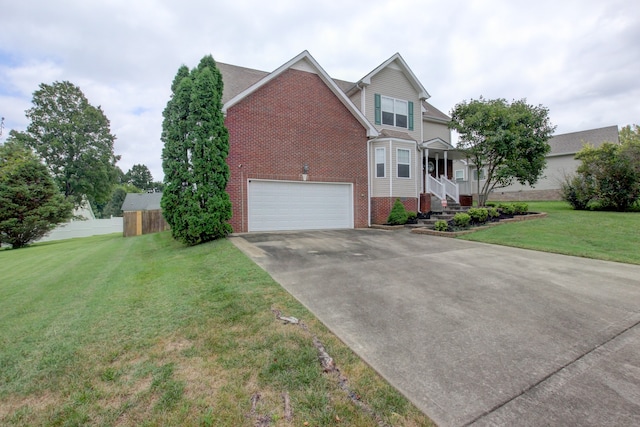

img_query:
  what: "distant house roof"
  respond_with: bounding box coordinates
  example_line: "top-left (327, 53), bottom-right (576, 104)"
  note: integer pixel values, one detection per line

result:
top-left (422, 100), bottom-right (451, 123)
top-left (121, 192), bottom-right (163, 212)
top-left (549, 125), bottom-right (619, 156)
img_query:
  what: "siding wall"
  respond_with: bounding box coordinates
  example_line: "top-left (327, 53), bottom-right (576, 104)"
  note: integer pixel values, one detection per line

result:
top-left (365, 66), bottom-right (422, 142)
top-left (423, 120), bottom-right (451, 143)
top-left (225, 67), bottom-right (369, 232)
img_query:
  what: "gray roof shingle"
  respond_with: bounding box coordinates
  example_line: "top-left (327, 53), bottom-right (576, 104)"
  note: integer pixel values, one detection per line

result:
top-left (217, 62), bottom-right (269, 104)
top-left (122, 192), bottom-right (163, 211)
top-left (549, 125), bottom-right (619, 156)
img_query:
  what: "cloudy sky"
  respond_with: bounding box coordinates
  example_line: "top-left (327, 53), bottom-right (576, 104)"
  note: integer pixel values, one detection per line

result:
top-left (1, 0), bottom-right (638, 180)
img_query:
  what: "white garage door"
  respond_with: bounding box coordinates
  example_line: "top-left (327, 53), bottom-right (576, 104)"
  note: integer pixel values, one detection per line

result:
top-left (248, 180), bottom-right (353, 232)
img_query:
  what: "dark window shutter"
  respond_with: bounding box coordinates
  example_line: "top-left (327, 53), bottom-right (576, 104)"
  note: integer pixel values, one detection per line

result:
top-left (408, 101), bottom-right (414, 130)
top-left (374, 94), bottom-right (381, 125)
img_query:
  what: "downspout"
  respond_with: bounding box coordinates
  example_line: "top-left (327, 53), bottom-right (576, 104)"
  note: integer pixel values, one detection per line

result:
top-left (389, 140), bottom-right (393, 200)
top-left (367, 138), bottom-right (371, 227)
top-left (415, 143), bottom-right (420, 212)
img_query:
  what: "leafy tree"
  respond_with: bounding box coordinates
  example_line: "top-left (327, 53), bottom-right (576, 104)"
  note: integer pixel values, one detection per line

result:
top-left (619, 124), bottom-right (640, 146)
top-left (150, 181), bottom-right (164, 192)
top-left (102, 184), bottom-right (141, 218)
top-left (124, 164), bottom-right (153, 190)
top-left (566, 136), bottom-right (640, 211)
top-left (9, 81), bottom-right (121, 208)
top-left (0, 141), bottom-right (73, 248)
top-left (161, 55), bottom-right (232, 245)
top-left (449, 97), bottom-right (555, 206)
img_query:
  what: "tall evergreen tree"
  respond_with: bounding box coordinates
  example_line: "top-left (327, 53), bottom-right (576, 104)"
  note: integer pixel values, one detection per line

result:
top-left (0, 141), bottom-right (73, 248)
top-left (161, 56), bottom-right (232, 245)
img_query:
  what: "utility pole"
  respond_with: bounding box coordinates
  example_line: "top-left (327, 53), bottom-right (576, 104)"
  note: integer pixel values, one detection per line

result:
top-left (0, 117), bottom-right (4, 138)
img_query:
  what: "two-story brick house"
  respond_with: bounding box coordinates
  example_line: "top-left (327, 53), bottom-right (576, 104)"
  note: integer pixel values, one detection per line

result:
top-left (220, 51), bottom-right (460, 232)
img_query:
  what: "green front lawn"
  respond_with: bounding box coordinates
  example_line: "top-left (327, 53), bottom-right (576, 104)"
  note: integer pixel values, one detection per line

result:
top-left (0, 233), bottom-right (433, 426)
top-left (460, 201), bottom-right (640, 264)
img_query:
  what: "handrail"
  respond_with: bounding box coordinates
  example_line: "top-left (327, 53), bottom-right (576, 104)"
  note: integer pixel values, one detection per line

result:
top-left (440, 176), bottom-right (459, 203)
top-left (426, 175), bottom-right (445, 200)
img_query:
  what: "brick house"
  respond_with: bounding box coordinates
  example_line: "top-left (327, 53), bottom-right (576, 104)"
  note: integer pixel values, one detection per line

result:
top-left (219, 51), bottom-right (461, 232)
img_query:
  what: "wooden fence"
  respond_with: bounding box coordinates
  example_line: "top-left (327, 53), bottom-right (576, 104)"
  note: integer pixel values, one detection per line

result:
top-left (123, 210), bottom-right (170, 237)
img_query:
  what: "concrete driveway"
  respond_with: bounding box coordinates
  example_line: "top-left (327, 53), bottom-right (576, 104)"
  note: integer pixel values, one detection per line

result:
top-left (231, 229), bottom-right (640, 426)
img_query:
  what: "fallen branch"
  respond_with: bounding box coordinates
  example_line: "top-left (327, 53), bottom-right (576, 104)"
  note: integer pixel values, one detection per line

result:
top-left (270, 308), bottom-right (390, 427)
top-left (282, 392), bottom-right (293, 421)
top-left (247, 393), bottom-right (271, 427)
top-left (271, 307), bottom-right (299, 324)
top-left (313, 336), bottom-right (336, 373)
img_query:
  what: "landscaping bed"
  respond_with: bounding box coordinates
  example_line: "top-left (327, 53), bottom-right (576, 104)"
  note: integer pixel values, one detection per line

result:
top-left (411, 212), bottom-right (547, 237)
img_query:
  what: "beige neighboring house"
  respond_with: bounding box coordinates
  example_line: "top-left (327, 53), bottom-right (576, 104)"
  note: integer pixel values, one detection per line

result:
top-left (452, 125), bottom-right (620, 202)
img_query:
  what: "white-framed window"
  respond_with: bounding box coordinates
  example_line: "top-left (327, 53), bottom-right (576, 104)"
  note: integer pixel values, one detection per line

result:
top-left (375, 147), bottom-right (385, 178)
top-left (455, 169), bottom-right (465, 181)
top-left (473, 168), bottom-right (486, 181)
top-left (382, 96), bottom-right (408, 128)
top-left (397, 148), bottom-right (410, 178)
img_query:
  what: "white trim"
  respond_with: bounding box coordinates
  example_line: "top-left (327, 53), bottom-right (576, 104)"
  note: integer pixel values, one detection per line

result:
top-left (223, 50), bottom-right (379, 138)
top-left (381, 95), bottom-right (409, 129)
top-left (396, 147), bottom-right (411, 179)
top-left (454, 169), bottom-right (465, 181)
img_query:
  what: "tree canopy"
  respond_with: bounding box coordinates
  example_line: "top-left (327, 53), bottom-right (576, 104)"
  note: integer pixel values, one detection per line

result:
top-left (449, 97), bottom-right (555, 205)
top-left (161, 55), bottom-right (232, 245)
top-left (0, 141), bottom-right (73, 248)
top-left (125, 164), bottom-right (154, 190)
top-left (8, 81), bottom-right (121, 208)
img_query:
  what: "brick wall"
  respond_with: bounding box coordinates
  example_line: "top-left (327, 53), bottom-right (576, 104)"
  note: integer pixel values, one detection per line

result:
top-left (489, 189), bottom-right (562, 202)
top-left (225, 68), bottom-right (369, 232)
top-left (371, 197), bottom-right (418, 225)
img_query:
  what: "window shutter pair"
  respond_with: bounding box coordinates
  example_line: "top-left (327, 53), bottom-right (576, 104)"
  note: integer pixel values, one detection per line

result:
top-left (374, 93), bottom-right (413, 130)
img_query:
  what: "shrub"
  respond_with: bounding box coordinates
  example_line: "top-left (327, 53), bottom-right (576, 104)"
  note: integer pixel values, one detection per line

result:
top-left (387, 198), bottom-right (409, 225)
top-left (498, 203), bottom-right (516, 215)
top-left (485, 202), bottom-right (497, 207)
top-left (434, 220), bottom-right (449, 232)
top-left (513, 203), bottom-right (529, 215)
top-left (560, 174), bottom-right (593, 210)
top-left (468, 208), bottom-right (489, 224)
top-left (407, 211), bottom-right (417, 221)
top-left (453, 212), bottom-right (471, 228)
top-left (488, 207), bottom-right (500, 219)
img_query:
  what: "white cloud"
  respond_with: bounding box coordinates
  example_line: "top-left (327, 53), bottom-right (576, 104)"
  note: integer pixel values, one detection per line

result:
top-left (1, 0), bottom-right (639, 178)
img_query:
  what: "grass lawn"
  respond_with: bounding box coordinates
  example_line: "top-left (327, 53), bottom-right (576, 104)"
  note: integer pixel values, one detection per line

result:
top-left (460, 201), bottom-right (640, 265)
top-left (0, 232), bottom-right (433, 426)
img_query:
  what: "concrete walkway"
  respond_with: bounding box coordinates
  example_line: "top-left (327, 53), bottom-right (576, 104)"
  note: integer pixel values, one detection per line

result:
top-left (231, 229), bottom-right (640, 427)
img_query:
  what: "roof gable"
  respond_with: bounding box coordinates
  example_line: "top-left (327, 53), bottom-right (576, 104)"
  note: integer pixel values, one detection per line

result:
top-left (222, 51), bottom-right (378, 138)
top-left (358, 53), bottom-right (430, 100)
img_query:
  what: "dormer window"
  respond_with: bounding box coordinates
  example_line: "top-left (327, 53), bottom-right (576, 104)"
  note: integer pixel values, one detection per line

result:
top-left (375, 94), bottom-right (414, 130)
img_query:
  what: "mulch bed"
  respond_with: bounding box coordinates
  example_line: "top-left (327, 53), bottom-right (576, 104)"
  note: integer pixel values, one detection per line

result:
top-left (410, 212), bottom-right (548, 237)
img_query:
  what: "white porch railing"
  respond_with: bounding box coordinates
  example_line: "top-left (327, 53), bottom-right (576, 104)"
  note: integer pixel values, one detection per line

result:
top-left (426, 175), bottom-right (445, 200)
top-left (440, 176), bottom-right (459, 203)
top-left (426, 175), bottom-right (460, 203)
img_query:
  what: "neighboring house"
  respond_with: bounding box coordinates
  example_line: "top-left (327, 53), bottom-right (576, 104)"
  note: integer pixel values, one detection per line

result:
top-left (121, 192), bottom-right (169, 237)
top-left (219, 50), bottom-right (461, 232)
top-left (452, 126), bottom-right (620, 201)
